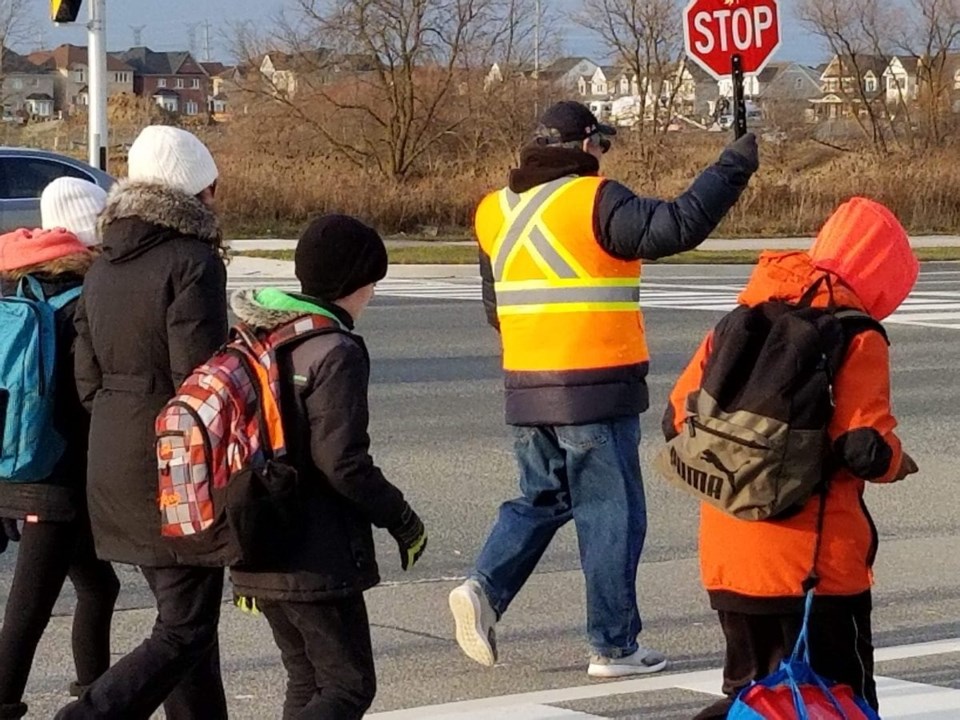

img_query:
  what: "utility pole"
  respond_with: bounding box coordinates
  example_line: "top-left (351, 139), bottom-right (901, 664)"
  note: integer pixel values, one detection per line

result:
top-left (534, 0), bottom-right (541, 118)
top-left (186, 22), bottom-right (199, 57)
top-left (130, 24), bottom-right (146, 45)
top-left (534, 0), bottom-right (540, 78)
top-left (203, 20), bottom-right (212, 62)
top-left (88, 0), bottom-right (107, 170)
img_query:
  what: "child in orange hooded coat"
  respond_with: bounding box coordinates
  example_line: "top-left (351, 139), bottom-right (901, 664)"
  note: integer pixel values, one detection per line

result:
top-left (663, 198), bottom-right (920, 719)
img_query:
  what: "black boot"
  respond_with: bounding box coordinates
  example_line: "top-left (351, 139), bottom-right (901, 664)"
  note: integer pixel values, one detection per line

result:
top-left (0, 702), bottom-right (27, 719)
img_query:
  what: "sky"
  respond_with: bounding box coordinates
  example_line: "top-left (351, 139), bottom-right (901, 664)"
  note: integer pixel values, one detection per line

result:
top-left (17, 0), bottom-right (827, 67)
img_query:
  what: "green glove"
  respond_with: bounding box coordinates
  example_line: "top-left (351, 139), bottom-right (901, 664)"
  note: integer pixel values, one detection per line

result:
top-left (390, 505), bottom-right (427, 571)
top-left (234, 594), bottom-right (261, 616)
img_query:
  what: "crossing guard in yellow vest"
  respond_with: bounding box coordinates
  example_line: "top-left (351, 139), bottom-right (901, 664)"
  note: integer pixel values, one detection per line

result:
top-left (450, 101), bottom-right (759, 677)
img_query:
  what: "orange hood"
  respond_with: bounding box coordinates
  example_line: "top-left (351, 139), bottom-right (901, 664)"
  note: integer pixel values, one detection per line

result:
top-left (809, 197), bottom-right (918, 320)
top-left (738, 251), bottom-right (865, 311)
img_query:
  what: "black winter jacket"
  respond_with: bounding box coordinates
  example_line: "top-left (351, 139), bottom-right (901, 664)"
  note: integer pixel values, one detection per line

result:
top-left (479, 143), bottom-right (757, 331)
top-left (0, 273), bottom-right (89, 523)
top-left (75, 182), bottom-right (228, 567)
top-left (228, 290), bottom-right (410, 602)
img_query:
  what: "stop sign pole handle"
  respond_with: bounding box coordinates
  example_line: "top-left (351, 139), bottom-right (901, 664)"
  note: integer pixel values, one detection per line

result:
top-left (732, 54), bottom-right (747, 139)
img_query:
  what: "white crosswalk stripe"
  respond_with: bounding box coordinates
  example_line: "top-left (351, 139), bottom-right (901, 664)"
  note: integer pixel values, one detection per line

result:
top-left (369, 637), bottom-right (960, 718)
top-left (225, 276), bottom-right (960, 329)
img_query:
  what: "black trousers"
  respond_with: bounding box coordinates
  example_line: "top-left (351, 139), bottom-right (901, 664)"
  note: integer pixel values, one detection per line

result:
top-left (693, 606), bottom-right (878, 720)
top-left (55, 565), bottom-right (227, 720)
top-left (0, 517), bottom-right (119, 711)
top-left (260, 596), bottom-right (377, 720)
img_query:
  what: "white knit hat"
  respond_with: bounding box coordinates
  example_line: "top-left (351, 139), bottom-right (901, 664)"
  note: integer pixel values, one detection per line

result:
top-left (41, 177), bottom-right (109, 247)
top-left (127, 126), bottom-right (218, 197)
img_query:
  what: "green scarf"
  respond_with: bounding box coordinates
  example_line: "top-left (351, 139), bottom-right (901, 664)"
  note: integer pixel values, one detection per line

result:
top-left (253, 288), bottom-right (344, 328)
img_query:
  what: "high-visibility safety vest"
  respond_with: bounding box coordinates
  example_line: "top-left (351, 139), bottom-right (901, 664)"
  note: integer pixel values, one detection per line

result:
top-left (476, 175), bottom-right (649, 382)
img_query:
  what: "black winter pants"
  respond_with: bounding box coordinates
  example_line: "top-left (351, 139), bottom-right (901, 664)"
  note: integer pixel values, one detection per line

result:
top-left (260, 596), bottom-right (377, 720)
top-left (693, 605), bottom-right (878, 719)
top-left (55, 566), bottom-right (227, 720)
top-left (0, 517), bottom-right (119, 712)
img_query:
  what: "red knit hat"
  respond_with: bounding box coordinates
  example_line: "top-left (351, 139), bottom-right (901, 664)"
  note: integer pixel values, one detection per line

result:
top-left (0, 227), bottom-right (88, 272)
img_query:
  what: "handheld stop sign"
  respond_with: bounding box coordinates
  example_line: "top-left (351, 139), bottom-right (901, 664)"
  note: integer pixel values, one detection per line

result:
top-left (683, 0), bottom-right (781, 137)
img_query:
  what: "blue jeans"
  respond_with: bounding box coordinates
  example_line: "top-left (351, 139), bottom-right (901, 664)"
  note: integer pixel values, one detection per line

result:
top-left (472, 416), bottom-right (646, 658)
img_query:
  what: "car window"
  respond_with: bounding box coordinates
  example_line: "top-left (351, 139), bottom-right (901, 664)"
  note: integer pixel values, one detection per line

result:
top-left (0, 157), bottom-right (96, 200)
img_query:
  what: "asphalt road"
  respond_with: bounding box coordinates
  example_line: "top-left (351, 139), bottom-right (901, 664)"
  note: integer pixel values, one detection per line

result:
top-left (3, 263), bottom-right (960, 718)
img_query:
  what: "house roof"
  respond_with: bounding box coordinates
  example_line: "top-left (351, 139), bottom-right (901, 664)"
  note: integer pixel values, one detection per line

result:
top-left (122, 47), bottom-right (204, 75)
top-left (684, 61), bottom-right (716, 84)
top-left (26, 93), bottom-right (54, 101)
top-left (29, 44), bottom-right (132, 72)
top-left (892, 55), bottom-right (920, 73)
top-left (152, 88), bottom-right (180, 97)
top-left (263, 49), bottom-right (335, 72)
top-left (2, 48), bottom-right (47, 74)
top-left (201, 62), bottom-right (227, 76)
top-left (543, 56), bottom-right (595, 75)
top-left (824, 54), bottom-right (889, 79)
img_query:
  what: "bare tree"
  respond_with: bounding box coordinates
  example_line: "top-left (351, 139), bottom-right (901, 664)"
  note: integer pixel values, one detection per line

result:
top-left (235, 0), bottom-right (508, 182)
top-left (0, 0), bottom-right (29, 105)
top-left (574, 0), bottom-right (683, 135)
top-left (897, 0), bottom-right (960, 145)
top-left (798, 0), bottom-right (895, 152)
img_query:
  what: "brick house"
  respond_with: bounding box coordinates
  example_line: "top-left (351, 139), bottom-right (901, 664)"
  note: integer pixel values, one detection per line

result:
top-left (2, 48), bottom-right (57, 120)
top-left (121, 47), bottom-right (210, 116)
top-left (28, 43), bottom-right (134, 115)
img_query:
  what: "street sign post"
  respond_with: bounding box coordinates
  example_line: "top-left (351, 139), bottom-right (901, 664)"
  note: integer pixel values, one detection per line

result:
top-left (683, 0), bottom-right (781, 138)
top-left (51, 0), bottom-right (108, 171)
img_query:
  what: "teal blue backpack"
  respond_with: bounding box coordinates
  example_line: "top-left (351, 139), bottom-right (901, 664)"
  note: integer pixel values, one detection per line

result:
top-left (0, 276), bottom-right (81, 482)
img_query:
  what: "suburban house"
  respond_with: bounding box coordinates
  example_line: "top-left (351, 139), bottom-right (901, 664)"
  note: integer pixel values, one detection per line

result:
top-left (883, 55), bottom-right (920, 107)
top-left (536, 57), bottom-right (600, 93)
top-left (208, 65), bottom-right (244, 120)
top-left (672, 61), bottom-right (719, 122)
top-left (810, 54), bottom-right (888, 120)
top-left (28, 43), bottom-right (134, 116)
top-left (121, 47), bottom-right (210, 116)
top-left (258, 49), bottom-right (376, 98)
top-left (2, 48), bottom-right (56, 120)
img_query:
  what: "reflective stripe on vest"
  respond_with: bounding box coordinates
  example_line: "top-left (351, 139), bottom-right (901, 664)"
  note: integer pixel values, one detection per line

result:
top-left (490, 177), bottom-right (639, 313)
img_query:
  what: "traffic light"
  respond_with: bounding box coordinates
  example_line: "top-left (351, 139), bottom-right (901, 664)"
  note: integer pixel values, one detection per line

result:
top-left (51, 0), bottom-right (83, 23)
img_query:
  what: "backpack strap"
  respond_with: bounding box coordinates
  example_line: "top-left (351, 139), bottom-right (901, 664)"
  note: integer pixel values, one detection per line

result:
top-left (229, 314), bottom-right (344, 461)
top-left (46, 286), bottom-right (82, 311)
top-left (14, 276), bottom-right (82, 310)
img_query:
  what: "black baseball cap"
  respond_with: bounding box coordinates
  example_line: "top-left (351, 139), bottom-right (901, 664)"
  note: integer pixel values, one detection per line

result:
top-left (537, 101), bottom-right (617, 143)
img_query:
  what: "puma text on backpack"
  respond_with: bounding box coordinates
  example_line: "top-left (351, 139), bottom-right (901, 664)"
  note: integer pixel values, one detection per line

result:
top-left (656, 278), bottom-right (886, 520)
top-left (156, 314), bottom-right (340, 567)
top-left (0, 276), bottom-right (81, 483)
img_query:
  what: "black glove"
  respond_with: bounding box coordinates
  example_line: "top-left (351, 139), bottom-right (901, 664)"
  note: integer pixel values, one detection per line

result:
top-left (724, 133), bottom-right (759, 173)
top-left (389, 505), bottom-right (427, 571)
top-left (0, 518), bottom-right (21, 555)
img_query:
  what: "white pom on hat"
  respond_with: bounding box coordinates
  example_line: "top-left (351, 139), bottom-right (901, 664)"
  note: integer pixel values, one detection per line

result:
top-left (127, 125), bottom-right (218, 197)
top-left (41, 177), bottom-right (108, 247)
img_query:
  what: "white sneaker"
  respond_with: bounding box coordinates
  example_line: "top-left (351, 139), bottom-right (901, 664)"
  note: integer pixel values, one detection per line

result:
top-left (449, 580), bottom-right (498, 667)
top-left (587, 645), bottom-right (668, 678)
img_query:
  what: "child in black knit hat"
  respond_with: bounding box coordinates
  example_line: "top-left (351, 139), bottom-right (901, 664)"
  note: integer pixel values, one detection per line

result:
top-left (229, 214), bottom-right (427, 720)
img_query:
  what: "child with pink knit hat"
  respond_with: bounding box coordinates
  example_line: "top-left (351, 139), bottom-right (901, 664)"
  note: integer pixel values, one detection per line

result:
top-left (0, 179), bottom-right (119, 720)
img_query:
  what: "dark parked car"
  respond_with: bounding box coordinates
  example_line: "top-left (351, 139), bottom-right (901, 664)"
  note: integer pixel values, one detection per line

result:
top-left (0, 148), bottom-right (114, 231)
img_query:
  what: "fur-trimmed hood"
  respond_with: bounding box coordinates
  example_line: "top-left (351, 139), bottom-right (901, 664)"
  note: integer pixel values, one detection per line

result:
top-left (231, 289), bottom-right (303, 329)
top-left (231, 289), bottom-right (354, 331)
top-left (98, 180), bottom-right (220, 263)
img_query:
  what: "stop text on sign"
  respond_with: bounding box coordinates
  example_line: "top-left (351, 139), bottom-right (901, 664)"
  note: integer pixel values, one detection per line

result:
top-left (691, 6), bottom-right (775, 54)
top-left (683, 0), bottom-right (781, 79)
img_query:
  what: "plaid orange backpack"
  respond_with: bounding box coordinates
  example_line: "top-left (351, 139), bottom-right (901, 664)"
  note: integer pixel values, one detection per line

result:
top-left (155, 314), bottom-right (341, 567)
